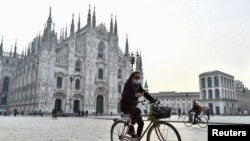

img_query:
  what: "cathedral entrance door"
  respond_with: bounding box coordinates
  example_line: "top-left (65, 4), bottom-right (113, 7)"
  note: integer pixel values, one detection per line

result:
top-left (96, 95), bottom-right (104, 114)
top-left (55, 99), bottom-right (62, 111)
top-left (73, 100), bottom-right (80, 113)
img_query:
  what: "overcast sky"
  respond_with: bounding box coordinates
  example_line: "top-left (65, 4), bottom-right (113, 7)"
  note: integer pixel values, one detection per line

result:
top-left (1, 0), bottom-right (250, 93)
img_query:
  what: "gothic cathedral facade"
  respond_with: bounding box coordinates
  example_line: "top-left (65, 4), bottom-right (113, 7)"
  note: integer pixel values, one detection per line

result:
top-left (0, 6), bottom-right (143, 114)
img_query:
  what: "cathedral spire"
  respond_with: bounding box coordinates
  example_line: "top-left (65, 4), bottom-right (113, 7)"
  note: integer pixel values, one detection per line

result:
top-left (47, 7), bottom-right (53, 31)
top-left (125, 34), bottom-right (129, 57)
top-left (114, 16), bottom-right (118, 36)
top-left (135, 51), bottom-right (140, 71)
top-left (10, 45), bottom-right (12, 57)
top-left (65, 24), bottom-right (67, 39)
top-left (139, 51), bottom-right (143, 71)
top-left (70, 14), bottom-right (75, 36)
top-left (110, 14), bottom-right (113, 35)
top-left (92, 6), bottom-right (96, 28)
top-left (78, 13), bottom-right (81, 31)
top-left (0, 36), bottom-right (3, 56)
top-left (14, 39), bottom-right (17, 58)
top-left (87, 4), bottom-right (91, 27)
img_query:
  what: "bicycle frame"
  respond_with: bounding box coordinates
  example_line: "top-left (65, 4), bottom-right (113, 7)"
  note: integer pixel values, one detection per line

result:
top-left (119, 115), bottom-right (165, 141)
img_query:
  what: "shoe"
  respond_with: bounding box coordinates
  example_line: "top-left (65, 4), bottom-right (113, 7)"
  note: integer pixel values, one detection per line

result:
top-left (127, 126), bottom-right (137, 138)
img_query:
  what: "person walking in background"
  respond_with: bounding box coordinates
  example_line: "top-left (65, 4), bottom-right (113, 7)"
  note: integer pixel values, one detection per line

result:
top-left (81, 110), bottom-right (85, 117)
top-left (206, 107), bottom-right (210, 120)
top-left (85, 110), bottom-right (88, 117)
top-left (52, 107), bottom-right (57, 120)
top-left (178, 108), bottom-right (182, 119)
top-left (21, 110), bottom-right (24, 116)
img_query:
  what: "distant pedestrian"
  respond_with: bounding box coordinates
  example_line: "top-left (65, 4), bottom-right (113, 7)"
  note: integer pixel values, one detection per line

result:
top-left (14, 109), bottom-right (17, 117)
top-left (178, 108), bottom-right (182, 119)
top-left (52, 107), bottom-right (57, 120)
top-left (211, 109), bottom-right (214, 117)
top-left (34, 111), bottom-right (37, 116)
top-left (85, 110), bottom-right (88, 117)
top-left (111, 111), bottom-right (113, 116)
top-left (81, 110), bottom-right (85, 117)
top-left (21, 110), bottom-right (24, 116)
top-left (206, 107), bottom-right (210, 120)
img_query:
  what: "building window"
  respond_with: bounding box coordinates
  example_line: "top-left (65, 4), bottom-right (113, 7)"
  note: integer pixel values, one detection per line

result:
top-left (118, 69), bottom-right (122, 79)
top-left (208, 89), bottom-right (213, 99)
top-left (201, 78), bottom-right (205, 88)
top-left (3, 76), bottom-right (10, 93)
top-left (75, 79), bottom-right (80, 90)
top-left (202, 90), bottom-right (206, 99)
top-left (98, 41), bottom-right (105, 59)
top-left (214, 76), bottom-right (219, 87)
top-left (208, 77), bottom-right (212, 87)
top-left (75, 60), bottom-right (81, 72)
top-left (221, 76), bottom-right (224, 87)
top-left (215, 89), bottom-right (220, 99)
top-left (57, 77), bottom-right (62, 88)
top-left (98, 68), bottom-right (104, 79)
top-left (118, 84), bottom-right (122, 93)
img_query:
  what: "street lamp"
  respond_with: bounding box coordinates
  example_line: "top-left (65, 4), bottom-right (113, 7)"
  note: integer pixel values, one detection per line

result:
top-left (129, 52), bottom-right (135, 72)
top-left (186, 93), bottom-right (189, 113)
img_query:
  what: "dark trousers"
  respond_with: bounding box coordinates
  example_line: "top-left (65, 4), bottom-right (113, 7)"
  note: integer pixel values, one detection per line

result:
top-left (194, 112), bottom-right (201, 123)
top-left (129, 106), bottom-right (144, 137)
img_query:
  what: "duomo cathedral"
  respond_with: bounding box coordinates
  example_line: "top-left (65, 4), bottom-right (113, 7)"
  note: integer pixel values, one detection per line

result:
top-left (0, 6), bottom-right (144, 114)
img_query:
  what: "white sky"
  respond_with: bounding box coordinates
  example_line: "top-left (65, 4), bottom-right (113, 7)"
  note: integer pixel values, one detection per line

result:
top-left (1, 0), bottom-right (250, 93)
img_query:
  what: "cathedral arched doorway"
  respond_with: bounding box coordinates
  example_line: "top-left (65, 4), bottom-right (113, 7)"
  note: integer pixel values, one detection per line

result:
top-left (55, 99), bottom-right (62, 111)
top-left (73, 100), bottom-right (80, 113)
top-left (96, 95), bottom-right (104, 114)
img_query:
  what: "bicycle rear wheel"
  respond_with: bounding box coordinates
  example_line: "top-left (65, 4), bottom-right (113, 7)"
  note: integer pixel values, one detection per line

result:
top-left (111, 120), bottom-right (127, 141)
top-left (198, 117), bottom-right (208, 128)
top-left (183, 116), bottom-right (193, 127)
top-left (147, 121), bottom-right (181, 141)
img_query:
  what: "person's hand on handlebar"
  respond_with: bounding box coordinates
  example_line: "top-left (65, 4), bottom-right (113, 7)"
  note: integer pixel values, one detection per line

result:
top-left (150, 98), bottom-right (160, 104)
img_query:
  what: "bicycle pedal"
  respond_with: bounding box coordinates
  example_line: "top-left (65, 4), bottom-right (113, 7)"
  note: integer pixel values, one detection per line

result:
top-left (122, 135), bottom-right (139, 141)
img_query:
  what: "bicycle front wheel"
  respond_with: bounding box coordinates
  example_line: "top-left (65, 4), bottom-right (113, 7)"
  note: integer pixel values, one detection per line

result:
top-left (110, 120), bottom-right (127, 141)
top-left (198, 117), bottom-right (208, 128)
top-left (147, 121), bottom-right (181, 141)
top-left (183, 116), bottom-right (193, 127)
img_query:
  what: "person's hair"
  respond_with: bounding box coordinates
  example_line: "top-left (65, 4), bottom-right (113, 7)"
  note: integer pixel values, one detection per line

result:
top-left (128, 71), bottom-right (140, 80)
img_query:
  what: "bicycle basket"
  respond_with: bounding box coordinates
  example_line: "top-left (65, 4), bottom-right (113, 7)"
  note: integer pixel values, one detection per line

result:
top-left (152, 106), bottom-right (172, 119)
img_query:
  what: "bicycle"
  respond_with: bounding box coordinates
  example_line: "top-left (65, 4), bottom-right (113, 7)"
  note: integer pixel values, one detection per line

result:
top-left (110, 101), bottom-right (181, 141)
top-left (183, 112), bottom-right (208, 128)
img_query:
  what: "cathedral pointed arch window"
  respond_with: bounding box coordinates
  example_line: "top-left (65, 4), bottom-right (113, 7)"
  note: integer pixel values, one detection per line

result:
top-left (214, 76), bottom-right (219, 87)
top-left (98, 41), bottom-right (105, 59)
top-left (2, 76), bottom-right (10, 105)
top-left (75, 79), bottom-right (80, 90)
top-left (57, 77), bottom-right (62, 88)
top-left (98, 68), bottom-right (104, 79)
top-left (118, 69), bottom-right (122, 79)
top-left (75, 60), bottom-right (82, 72)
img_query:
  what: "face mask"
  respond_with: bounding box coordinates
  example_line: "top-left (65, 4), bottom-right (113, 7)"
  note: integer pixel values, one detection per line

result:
top-left (133, 79), bottom-right (140, 84)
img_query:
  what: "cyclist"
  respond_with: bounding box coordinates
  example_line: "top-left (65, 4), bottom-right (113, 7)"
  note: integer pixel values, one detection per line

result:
top-left (188, 101), bottom-right (202, 124)
top-left (120, 72), bottom-right (156, 138)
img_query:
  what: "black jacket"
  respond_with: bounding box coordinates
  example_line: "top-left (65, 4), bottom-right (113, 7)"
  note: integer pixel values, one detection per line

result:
top-left (120, 80), bottom-right (154, 113)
